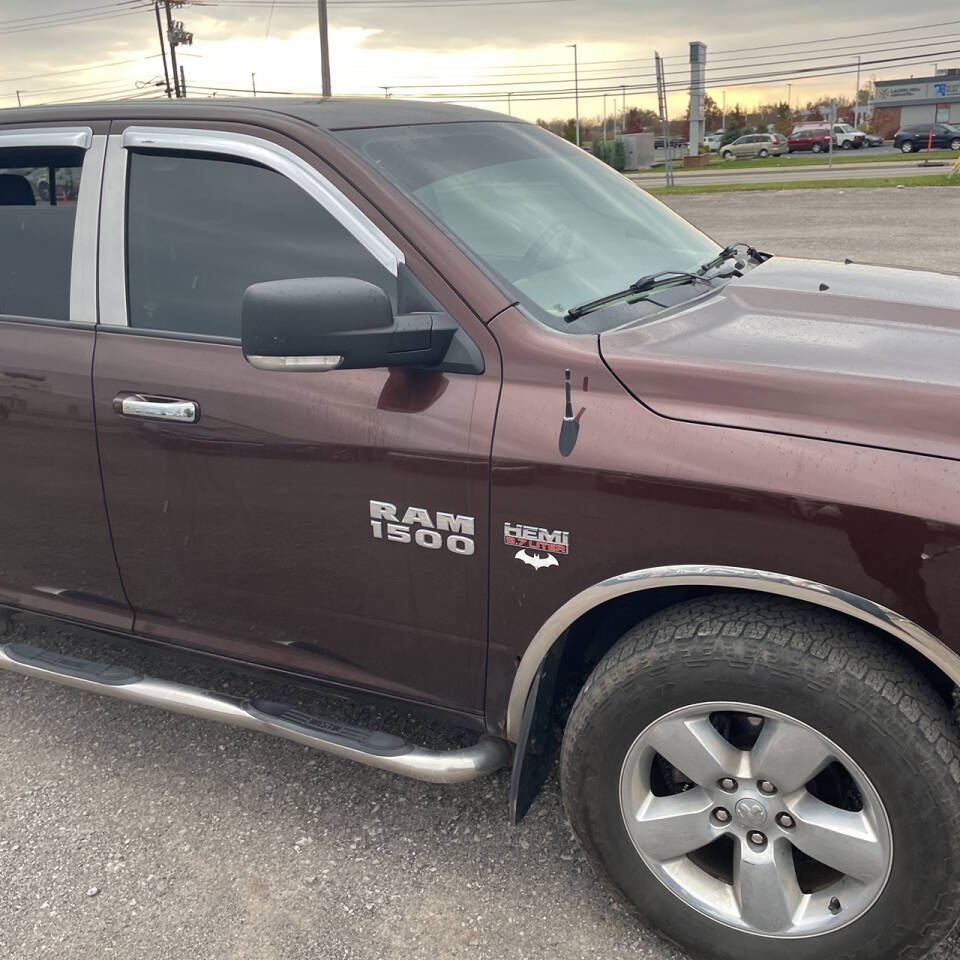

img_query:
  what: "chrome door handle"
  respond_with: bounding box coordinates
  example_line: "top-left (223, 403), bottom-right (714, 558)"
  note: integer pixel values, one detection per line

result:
top-left (114, 393), bottom-right (199, 423)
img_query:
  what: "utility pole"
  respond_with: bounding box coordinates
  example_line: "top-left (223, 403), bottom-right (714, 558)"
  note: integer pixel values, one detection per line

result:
top-left (854, 54), bottom-right (862, 126)
top-left (318, 0), bottom-right (332, 97)
top-left (15, 90), bottom-right (21, 107)
top-left (180, 64), bottom-right (187, 98)
top-left (163, 2), bottom-right (192, 98)
top-left (786, 83), bottom-right (791, 112)
top-left (829, 97), bottom-right (837, 169)
top-left (655, 52), bottom-right (674, 187)
top-left (567, 43), bottom-right (579, 146)
top-left (251, 72), bottom-right (257, 96)
top-left (688, 41), bottom-right (706, 157)
top-left (507, 91), bottom-right (512, 116)
top-left (603, 93), bottom-right (608, 142)
top-left (621, 84), bottom-right (625, 125)
top-left (380, 86), bottom-right (390, 99)
top-left (154, 1), bottom-right (172, 98)
top-left (721, 90), bottom-right (726, 132)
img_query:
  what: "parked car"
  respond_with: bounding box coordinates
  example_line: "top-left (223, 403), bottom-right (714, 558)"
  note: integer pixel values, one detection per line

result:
top-left (894, 122), bottom-right (960, 153)
top-left (654, 135), bottom-right (687, 149)
top-left (860, 131), bottom-right (885, 147)
top-left (787, 125), bottom-right (832, 153)
top-left (703, 132), bottom-right (724, 151)
top-left (3, 97), bottom-right (960, 960)
top-left (791, 122), bottom-right (865, 149)
top-left (720, 132), bottom-right (786, 159)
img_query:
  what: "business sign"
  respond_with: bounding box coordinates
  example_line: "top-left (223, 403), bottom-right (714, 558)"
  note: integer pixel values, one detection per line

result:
top-left (875, 84), bottom-right (926, 102)
top-left (875, 81), bottom-right (960, 102)
top-left (933, 82), bottom-right (960, 97)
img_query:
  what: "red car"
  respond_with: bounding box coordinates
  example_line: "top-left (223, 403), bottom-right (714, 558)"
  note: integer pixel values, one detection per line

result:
top-left (787, 125), bottom-right (832, 153)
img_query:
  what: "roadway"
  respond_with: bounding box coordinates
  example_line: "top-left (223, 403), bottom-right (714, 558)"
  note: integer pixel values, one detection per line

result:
top-left (632, 156), bottom-right (955, 187)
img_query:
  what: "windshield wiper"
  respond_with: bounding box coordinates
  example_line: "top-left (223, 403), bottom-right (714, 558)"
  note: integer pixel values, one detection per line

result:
top-left (698, 241), bottom-right (769, 276)
top-left (564, 270), bottom-right (711, 322)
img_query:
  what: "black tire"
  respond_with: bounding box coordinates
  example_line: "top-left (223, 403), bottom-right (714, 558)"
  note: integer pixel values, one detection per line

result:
top-left (901, 140), bottom-right (915, 153)
top-left (812, 142), bottom-right (823, 153)
top-left (721, 150), bottom-right (733, 160)
top-left (758, 149), bottom-right (769, 158)
top-left (561, 594), bottom-right (960, 960)
top-left (950, 138), bottom-right (960, 152)
top-left (841, 140), bottom-right (853, 149)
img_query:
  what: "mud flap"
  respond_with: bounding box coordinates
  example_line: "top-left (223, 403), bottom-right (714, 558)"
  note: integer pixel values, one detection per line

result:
top-left (509, 640), bottom-right (563, 824)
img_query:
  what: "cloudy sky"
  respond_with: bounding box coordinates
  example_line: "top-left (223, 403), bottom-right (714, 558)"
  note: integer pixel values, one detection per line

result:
top-left (1, 1), bottom-right (958, 121)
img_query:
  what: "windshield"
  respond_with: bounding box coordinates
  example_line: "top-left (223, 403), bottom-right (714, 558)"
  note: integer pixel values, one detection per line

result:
top-left (336, 122), bottom-right (719, 329)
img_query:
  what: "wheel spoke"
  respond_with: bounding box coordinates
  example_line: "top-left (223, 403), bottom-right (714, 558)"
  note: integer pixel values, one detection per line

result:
top-left (750, 717), bottom-right (833, 793)
top-left (788, 794), bottom-right (887, 883)
top-left (733, 838), bottom-right (804, 934)
top-left (627, 788), bottom-right (717, 862)
top-left (645, 715), bottom-right (742, 787)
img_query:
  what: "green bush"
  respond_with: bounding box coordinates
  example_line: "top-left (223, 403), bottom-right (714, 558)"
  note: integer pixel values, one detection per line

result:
top-left (590, 138), bottom-right (626, 171)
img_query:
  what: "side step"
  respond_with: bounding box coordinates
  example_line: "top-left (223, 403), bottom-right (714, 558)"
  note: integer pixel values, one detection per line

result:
top-left (0, 643), bottom-right (509, 784)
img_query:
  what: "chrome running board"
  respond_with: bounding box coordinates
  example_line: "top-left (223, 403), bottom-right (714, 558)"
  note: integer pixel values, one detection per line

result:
top-left (0, 643), bottom-right (509, 784)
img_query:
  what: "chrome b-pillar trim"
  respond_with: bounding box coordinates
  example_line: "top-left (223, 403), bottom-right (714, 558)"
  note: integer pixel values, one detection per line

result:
top-left (505, 564), bottom-right (960, 742)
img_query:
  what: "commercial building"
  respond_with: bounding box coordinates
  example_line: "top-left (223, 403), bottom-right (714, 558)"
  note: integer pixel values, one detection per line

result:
top-left (870, 69), bottom-right (960, 138)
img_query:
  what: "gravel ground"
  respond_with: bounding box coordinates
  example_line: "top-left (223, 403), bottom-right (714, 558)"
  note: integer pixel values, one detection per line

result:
top-left (3, 189), bottom-right (960, 960)
top-left (662, 185), bottom-right (960, 274)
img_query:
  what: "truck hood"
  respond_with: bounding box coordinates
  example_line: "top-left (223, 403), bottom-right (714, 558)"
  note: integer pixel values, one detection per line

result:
top-left (600, 258), bottom-right (960, 460)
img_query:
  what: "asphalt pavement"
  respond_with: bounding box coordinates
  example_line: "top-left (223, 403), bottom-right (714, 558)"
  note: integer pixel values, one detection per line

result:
top-left (2, 187), bottom-right (960, 960)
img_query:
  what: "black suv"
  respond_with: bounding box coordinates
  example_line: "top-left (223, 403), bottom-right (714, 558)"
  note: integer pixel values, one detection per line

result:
top-left (893, 121), bottom-right (960, 153)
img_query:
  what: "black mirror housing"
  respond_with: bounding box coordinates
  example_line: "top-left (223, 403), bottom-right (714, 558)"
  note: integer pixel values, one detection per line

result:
top-left (241, 277), bottom-right (457, 372)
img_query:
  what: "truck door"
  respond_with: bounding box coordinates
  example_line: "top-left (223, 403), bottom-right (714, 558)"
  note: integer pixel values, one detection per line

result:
top-left (0, 125), bottom-right (129, 630)
top-left (91, 125), bottom-right (499, 716)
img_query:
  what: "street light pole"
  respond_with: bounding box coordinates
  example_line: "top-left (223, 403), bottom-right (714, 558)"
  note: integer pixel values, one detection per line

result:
top-left (317, 0), bottom-right (331, 97)
top-left (567, 43), bottom-right (579, 147)
top-left (603, 93), bottom-right (607, 142)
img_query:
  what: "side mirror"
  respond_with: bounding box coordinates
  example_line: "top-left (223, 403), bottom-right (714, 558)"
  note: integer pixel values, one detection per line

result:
top-left (241, 277), bottom-right (456, 372)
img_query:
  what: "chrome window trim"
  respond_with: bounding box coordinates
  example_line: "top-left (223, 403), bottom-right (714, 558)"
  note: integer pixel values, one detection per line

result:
top-left (0, 127), bottom-right (92, 150)
top-left (504, 564), bottom-right (960, 742)
top-left (69, 134), bottom-right (106, 325)
top-left (98, 135), bottom-right (128, 327)
top-left (120, 126), bottom-right (404, 276)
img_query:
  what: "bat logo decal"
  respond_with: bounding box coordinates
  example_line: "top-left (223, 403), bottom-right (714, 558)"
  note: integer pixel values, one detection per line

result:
top-left (515, 549), bottom-right (559, 570)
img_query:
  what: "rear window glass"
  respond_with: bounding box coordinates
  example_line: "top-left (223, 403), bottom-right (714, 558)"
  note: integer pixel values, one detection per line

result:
top-left (0, 147), bottom-right (84, 322)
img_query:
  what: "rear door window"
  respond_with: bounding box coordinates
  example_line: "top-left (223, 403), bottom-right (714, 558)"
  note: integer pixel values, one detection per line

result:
top-left (125, 151), bottom-right (397, 339)
top-left (0, 147), bottom-right (84, 321)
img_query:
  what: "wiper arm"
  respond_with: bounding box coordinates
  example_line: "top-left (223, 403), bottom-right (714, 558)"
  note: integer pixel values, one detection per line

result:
top-left (698, 241), bottom-right (769, 276)
top-left (564, 270), bottom-right (711, 322)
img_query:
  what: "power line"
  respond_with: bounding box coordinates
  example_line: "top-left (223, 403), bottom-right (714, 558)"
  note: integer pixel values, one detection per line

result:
top-left (0, 55), bottom-right (155, 86)
top-left (379, 34), bottom-right (960, 90)
top-left (0, 6), bottom-right (153, 37)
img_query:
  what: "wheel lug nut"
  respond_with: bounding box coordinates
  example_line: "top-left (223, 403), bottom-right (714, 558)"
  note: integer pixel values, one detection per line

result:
top-left (758, 780), bottom-right (777, 795)
top-left (719, 777), bottom-right (737, 792)
top-left (713, 807), bottom-right (731, 824)
top-left (776, 813), bottom-right (795, 829)
top-left (748, 831), bottom-right (767, 848)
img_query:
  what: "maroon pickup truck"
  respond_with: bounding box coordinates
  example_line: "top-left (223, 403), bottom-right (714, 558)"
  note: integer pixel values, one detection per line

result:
top-left (1, 99), bottom-right (959, 960)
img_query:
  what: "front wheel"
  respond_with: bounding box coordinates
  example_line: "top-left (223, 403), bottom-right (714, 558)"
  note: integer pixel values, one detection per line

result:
top-left (901, 140), bottom-right (915, 153)
top-left (841, 140), bottom-right (853, 149)
top-left (812, 142), bottom-right (823, 153)
top-left (561, 595), bottom-right (960, 960)
top-left (758, 149), bottom-right (769, 158)
top-left (950, 138), bottom-right (960, 152)
top-left (721, 150), bottom-right (733, 160)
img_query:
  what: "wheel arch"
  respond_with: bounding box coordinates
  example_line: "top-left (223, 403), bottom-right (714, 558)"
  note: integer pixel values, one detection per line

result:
top-left (506, 564), bottom-right (960, 822)
top-left (507, 564), bottom-right (960, 743)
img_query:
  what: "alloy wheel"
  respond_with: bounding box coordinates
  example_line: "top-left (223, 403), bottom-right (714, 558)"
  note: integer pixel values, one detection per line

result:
top-left (619, 701), bottom-right (892, 939)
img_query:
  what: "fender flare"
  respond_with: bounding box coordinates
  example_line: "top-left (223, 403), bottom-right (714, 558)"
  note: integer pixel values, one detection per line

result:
top-left (505, 564), bottom-right (960, 743)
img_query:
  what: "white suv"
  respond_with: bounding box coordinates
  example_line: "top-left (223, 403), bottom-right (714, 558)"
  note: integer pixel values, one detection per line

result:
top-left (791, 122), bottom-right (865, 149)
